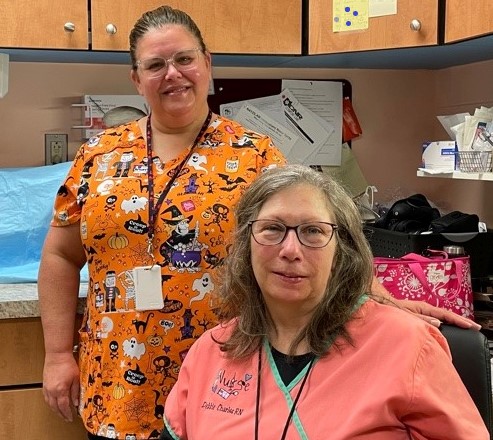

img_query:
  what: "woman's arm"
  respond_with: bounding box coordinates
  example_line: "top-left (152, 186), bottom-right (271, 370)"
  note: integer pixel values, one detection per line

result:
top-left (38, 223), bottom-right (87, 422)
top-left (371, 277), bottom-right (481, 330)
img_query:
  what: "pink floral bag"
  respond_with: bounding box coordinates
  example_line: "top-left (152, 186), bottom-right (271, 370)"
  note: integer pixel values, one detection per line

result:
top-left (373, 252), bottom-right (474, 318)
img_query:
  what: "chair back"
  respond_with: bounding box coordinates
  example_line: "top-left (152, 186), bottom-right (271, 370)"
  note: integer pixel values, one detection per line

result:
top-left (440, 324), bottom-right (493, 437)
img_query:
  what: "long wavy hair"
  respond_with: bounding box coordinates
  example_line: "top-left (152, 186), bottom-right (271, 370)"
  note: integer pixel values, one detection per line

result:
top-left (215, 164), bottom-right (374, 359)
top-left (129, 5), bottom-right (207, 70)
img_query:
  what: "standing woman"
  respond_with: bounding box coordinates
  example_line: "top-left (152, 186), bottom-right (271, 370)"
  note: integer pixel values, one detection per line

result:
top-left (38, 5), bottom-right (284, 439)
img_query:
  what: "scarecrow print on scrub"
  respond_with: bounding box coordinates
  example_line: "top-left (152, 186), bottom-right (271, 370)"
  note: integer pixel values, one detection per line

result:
top-left (51, 115), bottom-right (284, 438)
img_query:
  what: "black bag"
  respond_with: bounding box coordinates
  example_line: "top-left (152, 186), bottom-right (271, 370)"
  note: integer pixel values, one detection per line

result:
top-left (374, 194), bottom-right (440, 233)
top-left (430, 211), bottom-right (479, 233)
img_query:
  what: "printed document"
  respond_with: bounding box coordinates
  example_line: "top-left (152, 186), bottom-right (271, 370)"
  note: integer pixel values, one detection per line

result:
top-left (282, 80), bottom-right (342, 165)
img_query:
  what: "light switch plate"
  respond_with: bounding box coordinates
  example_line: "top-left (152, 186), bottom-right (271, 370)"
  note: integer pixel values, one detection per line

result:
top-left (45, 133), bottom-right (68, 165)
top-left (0, 53), bottom-right (8, 98)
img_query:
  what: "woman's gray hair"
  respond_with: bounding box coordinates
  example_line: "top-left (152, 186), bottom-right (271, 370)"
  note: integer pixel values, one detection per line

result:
top-left (216, 164), bottom-right (374, 359)
top-left (129, 5), bottom-right (207, 69)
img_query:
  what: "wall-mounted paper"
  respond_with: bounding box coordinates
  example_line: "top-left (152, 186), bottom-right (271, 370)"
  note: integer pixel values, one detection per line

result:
top-left (282, 80), bottom-right (342, 165)
top-left (369, 0), bottom-right (397, 18)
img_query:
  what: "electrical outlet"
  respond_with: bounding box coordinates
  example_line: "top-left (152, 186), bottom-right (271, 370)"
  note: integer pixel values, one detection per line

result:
top-left (45, 133), bottom-right (68, 165)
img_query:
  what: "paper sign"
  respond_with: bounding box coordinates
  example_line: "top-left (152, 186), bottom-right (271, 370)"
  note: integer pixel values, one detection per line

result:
top-left (369, 0), bottom-right (397, 17)
top-left (282, 80), bottom-right (341, 165)
top-left (280, 89), bottom-right (331, 164)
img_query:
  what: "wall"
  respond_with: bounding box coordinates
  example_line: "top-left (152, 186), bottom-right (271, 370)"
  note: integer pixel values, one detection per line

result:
top-left (0, 60), bottom-right (492, 225)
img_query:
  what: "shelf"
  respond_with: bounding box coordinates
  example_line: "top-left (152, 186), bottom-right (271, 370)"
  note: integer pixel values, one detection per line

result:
top-left (2, 34), bottom-right (493, 69)
top-left (417, 170), bottom-right (493, 181)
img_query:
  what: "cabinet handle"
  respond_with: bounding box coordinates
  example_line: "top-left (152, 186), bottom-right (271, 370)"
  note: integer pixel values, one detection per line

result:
top-left (64, 22), bottom-right (76, 33)
top-left (409, 19), bottom-right (422, 32)
top-left (105, 24), bottom-right (118, 35)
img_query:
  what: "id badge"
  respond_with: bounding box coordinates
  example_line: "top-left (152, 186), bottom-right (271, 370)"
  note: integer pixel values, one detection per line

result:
top-left (133, 265), bottom-right (164, 311)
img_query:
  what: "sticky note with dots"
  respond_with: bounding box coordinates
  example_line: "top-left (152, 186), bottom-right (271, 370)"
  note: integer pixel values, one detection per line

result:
top-left (333, 0), bottom-right (369, 32)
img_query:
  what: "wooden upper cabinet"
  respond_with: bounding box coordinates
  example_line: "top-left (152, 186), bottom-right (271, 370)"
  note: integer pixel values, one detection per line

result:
top-left (309, 0), bottom-right (439, 54)
top-left (445, 0), bottom-right (493, 43)
top-left (91, 0), bottom-right (302, 54)
top-left (0, 0), bottom-right (88, 49)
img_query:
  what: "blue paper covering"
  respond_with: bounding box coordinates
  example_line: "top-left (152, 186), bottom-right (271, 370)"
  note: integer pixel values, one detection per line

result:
top-left (0, 162), bottom-right (88, 283)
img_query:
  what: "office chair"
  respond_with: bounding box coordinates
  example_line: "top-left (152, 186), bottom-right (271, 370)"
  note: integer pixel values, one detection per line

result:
top-left (440, 324), bottom-right (493, 437)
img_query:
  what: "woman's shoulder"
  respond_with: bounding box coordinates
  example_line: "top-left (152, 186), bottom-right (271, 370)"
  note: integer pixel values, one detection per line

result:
top-left (216, 114), bottom-right (268, 135)
top-left (353, 299), bottom-right (448, 348)
top-left (80, 121), bottom-right (144, 157)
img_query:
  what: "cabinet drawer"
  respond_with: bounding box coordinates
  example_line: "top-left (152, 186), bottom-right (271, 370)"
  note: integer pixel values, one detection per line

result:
top-left (0, 387), bottom-right (87, 439)
top-left (0, 318), bottom-right (45, 386)
top-left (0, 316), bottom-right (81, 386)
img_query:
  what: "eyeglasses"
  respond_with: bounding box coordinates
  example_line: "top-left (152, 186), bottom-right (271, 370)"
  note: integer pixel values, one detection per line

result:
top-left (248, 219), bottom-right (338, 248)
top-left (136, 48), bottom-right (202, 78)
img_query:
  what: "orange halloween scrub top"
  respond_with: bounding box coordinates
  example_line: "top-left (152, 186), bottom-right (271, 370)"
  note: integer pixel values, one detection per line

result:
top-left (50, 115), bottom-right (285, 439)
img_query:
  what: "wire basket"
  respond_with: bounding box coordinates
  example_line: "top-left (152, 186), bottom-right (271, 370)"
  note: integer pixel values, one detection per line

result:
top-left (456, 150), bottom-right (493, 173)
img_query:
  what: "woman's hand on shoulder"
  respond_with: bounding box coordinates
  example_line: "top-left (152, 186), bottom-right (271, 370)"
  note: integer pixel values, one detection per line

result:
top-left (391, 298), bottom-right (481, 330)
top-left (371, 276), bottom-right (481, 330)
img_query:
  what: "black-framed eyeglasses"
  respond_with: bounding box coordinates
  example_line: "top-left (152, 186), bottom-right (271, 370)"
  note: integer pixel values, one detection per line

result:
top-left (136, 48), bottom-right (202, 78)
top-left (248, 219), bottom-right (338, 248)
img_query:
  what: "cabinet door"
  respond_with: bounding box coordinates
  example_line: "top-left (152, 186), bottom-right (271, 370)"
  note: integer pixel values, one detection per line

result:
top-left (91, 0), bottom-right (302, 54)
top-left (445, 0), bottom-right (493, 43)
top-left (309, 0), bottom-right (439, 54)
top-left (0, 318), bottom-right (45, 386)
top-left (0, 0), bottom-right (88, 49)
top-left (0, 388), bottom-right (87, 439)
top-left (0, 316), bottom-right (82, 386)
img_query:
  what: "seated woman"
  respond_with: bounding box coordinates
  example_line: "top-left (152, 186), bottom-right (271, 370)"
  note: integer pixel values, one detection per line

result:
top-left (161, 164), bottom-right (488, 439)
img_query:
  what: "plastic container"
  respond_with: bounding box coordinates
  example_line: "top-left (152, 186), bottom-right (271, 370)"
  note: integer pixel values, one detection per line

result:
top-left (365, 225), bottom-right (493, 279)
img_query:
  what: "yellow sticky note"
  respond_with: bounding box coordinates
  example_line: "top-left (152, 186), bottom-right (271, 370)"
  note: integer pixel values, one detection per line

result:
top-left (333, 0), bottom-right (369, 32)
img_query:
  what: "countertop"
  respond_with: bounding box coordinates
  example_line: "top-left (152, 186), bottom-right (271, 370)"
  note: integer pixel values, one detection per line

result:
top-left (0, 283), bottom-right (88, 319)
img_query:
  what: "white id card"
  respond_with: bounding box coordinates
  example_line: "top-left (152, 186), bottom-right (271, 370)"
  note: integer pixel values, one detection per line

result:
top-left (133, 265), bottom-right (164, 311)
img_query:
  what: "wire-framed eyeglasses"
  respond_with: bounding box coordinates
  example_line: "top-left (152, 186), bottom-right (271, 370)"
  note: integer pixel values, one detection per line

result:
top-left (136, 48), bottom-right (202, 78)
top-left (248, 219), bottom-right (338, 248)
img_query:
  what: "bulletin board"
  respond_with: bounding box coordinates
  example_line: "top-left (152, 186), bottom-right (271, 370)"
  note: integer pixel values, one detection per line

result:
top-left (207, 78), bottom-right (352, 144)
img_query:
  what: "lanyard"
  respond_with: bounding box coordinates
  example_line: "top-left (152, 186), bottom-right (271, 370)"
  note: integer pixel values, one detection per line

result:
top-left (254, 345), bottom-right (315, 440)
top-left (145, 109), bottom-right (212, 258)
